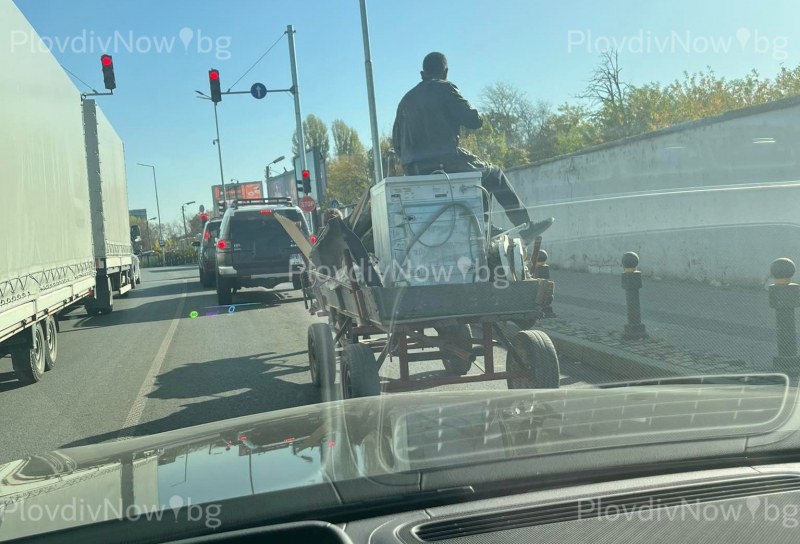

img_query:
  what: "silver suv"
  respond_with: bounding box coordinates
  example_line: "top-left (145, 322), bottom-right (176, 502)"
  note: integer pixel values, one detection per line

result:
top-left (214, 198), bottom-right (310, 305)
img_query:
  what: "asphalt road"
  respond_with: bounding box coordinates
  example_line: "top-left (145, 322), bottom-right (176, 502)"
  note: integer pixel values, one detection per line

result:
top-left (0, 265), bottom-right (623, 464)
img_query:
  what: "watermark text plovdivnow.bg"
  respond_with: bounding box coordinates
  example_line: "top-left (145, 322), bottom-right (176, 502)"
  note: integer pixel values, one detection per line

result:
top-left (10, 27), bottom-right (231, 60)
top-left (567, 28), bottom-right (788, 60)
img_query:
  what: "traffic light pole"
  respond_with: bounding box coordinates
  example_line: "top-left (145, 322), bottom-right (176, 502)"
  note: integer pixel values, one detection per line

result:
top-left (287, 24), bottom-right (314, 232)
top-left (213, 102), bottom-right (226, 206)
top-left (359, 0), bottom-right (383, 184)
top-left (287, 25), bottom-right (308, 183)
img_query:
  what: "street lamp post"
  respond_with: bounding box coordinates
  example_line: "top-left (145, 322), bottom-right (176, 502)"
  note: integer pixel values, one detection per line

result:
top-left (181, 201), bottom-right (196, 246)
top-left (147, 216), bottom-right (156, 251)
top-left (265, 155), bottom-right (285, 196)
top-left (137, 163), bottom-right (164, 266)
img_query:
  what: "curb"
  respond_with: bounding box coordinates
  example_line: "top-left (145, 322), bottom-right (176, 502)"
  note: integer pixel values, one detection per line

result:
top-left (544, 330), bottom-right (683, 380)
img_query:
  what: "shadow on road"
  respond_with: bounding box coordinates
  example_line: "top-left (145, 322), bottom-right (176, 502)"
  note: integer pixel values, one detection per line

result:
top-left (0, 370), bottom-right (23, 393)
top-left (60, 350), bottom-right (319, 448)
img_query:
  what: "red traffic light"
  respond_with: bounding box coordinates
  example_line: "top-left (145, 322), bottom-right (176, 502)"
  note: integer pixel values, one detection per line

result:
top-left (208, 69), bottom-right (222, 103)
top-left (301, 170), bottom-right (310, 179)
top-left (100, 54), bottom-right (116, 90)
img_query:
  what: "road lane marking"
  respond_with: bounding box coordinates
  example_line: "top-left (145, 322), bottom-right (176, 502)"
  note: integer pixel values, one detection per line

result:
top-left (117, 279), bottom-right (188, 439)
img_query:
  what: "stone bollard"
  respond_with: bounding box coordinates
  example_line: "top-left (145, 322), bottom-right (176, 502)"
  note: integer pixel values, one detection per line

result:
top-left (769, 258), bottom-right (800, 371)
top-left (621, 252), bottom-right (647, 340)
top-left (535, 250), bottom-right (556, 318)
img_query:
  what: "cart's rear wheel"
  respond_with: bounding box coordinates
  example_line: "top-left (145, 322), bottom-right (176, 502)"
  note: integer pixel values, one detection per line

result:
top-left (435, 325), bottom-right (473, 376)
top-left (308, 323), bottom-right (336, 388)
top-left (341, 344), bottom-right (381, 398)
top-left (505, 329), bottom-right (560, 389)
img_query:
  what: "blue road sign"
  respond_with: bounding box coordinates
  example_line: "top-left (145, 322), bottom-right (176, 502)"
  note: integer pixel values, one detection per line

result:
top-left (329, 199), bottom-right (341, 209)
top-left (250, 83), bottom-right (267, 99)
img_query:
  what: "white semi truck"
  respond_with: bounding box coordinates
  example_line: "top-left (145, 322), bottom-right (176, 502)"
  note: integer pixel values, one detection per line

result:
top-left (0, 0), bottom-right (132, 384)
top-left (82, 99), bottom-right (135, 315)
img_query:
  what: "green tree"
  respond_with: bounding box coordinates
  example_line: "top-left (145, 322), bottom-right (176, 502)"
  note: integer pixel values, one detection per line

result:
top-left (331, 119), bottom-right (365, 157)
top-left (292, 114), bottom-right (330, 161)
top-left (326, 152), bottom-right (371, 206)
top-left (459, 120), bottom-right (510, 167)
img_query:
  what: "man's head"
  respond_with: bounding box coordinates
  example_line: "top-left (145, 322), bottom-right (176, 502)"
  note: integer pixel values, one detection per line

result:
top-left (421, 52), bottom-right (448, 81)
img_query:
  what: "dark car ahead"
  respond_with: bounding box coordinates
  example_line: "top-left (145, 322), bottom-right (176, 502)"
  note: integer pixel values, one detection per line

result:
top-left (215, 198), bottom-right (310, 305)
top-left (197, 218), bottom-right (222, 287)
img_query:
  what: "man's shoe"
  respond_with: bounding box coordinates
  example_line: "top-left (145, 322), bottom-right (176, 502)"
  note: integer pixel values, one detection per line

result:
top-left (520, 218), bottom-right (555, 246)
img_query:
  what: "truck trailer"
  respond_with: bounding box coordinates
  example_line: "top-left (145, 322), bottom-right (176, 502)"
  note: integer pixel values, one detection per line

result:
top-left (82, 99), bottom-right (135, 315)
top-left (0, 0), bottom-right (96, 383)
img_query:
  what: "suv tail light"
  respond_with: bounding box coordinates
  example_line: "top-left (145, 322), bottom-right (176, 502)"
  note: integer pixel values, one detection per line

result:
top-left (217, 239), bottom-right (230, 250)
top-left (204, 230), bottom-right (210, 240)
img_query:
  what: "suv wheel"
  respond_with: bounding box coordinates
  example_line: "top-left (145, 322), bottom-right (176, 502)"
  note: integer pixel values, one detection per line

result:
top-left (216, 274), bottom-right (233, 305)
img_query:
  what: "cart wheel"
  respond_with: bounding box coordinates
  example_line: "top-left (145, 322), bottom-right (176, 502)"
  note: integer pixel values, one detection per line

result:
top-left (505, 330), bottom-right (560, 389)
top-left (341, 344), bottom-right (381, 398)
top-left (308, 323), bottom-right (336, 388)
top-left (435, 325), bottom-right (473, 376)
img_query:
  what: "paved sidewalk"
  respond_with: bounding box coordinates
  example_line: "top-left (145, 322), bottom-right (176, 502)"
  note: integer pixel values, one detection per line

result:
top-left (536, 269), bottom-right (784, 376)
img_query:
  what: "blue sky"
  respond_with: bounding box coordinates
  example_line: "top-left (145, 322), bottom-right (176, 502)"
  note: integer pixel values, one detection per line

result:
top-left (12, 0), bottom-right (800, 224)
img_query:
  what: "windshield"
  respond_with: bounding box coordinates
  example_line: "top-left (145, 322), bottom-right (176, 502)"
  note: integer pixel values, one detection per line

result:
top-left (2, 0), bottom-right (800, 541)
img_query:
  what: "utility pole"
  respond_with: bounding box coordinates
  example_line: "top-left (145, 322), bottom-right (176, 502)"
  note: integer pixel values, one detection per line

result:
top-left (137, 163), bottom-right (164, 266)
top-left (287, 25), bottom-right (307, 176)
top-left (287, 24), bottom-right (314, 232)
top-left (359, 0), bottom-right (383, 183)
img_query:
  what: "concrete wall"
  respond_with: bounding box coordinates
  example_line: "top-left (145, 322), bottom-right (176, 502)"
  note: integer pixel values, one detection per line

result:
top-left (506, 97), bottom-right (800, 287)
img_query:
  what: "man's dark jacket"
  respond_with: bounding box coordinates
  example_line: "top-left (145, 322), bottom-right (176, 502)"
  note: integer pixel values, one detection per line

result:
top-left (392, 78), bottom-right (483, 167)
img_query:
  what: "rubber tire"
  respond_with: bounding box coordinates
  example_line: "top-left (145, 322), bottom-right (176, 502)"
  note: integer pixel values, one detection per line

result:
top-left (341, 344), bottom-right (381, 399)
top-left (505, 329), bottom-right (560, 389)
top-left (97, 277), bottom-right (114, 315)
top-left (11, 323), bottom-right (46, 385)
top-left (308, 323), bottom-right (336, 388)
top-left (216, 274), bottom-right (233, 305)
top-left (434, 325), bottom-right (473, 376)
top-left (200, 268), bottom-right (212, 288)
top-left (292, 275), bottom-right (303, 291)
top-left (86, 307), bottom-right (102, 317)
top-left (44, 316), bottom-right (58, 371)
top-left (99, 285), bottom-right (114, 314)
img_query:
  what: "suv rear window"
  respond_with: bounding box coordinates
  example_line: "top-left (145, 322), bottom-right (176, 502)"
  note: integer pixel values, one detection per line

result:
top-left (230, 210), bottom-right (306, 245)
top-left (208, 222), bottom-right (221, 236)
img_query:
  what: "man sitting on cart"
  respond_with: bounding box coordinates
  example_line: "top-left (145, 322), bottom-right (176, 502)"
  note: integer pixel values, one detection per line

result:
top-left (391, 51), bottom-right (553, 248)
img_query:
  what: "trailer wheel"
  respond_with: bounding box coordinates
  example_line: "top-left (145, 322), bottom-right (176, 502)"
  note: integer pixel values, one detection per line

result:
top-left (505, 330), bottom-right (560, 389)
top-left (99, 282), bottom-right (114, 315)
top-left (200, 268), bottom-right (212, 288)
top-left (308, 323), bottom-right (336, 388)
top-left (435, 325), bottom-right (473, 376)
top-left (341, 344), bottom-right (381, 398)
top-left (44, 316), bottom-right (58, 371)
top-left (292, 274), bottom-right (303, 291)
top-left (11, 323), bottom-right (46, 385)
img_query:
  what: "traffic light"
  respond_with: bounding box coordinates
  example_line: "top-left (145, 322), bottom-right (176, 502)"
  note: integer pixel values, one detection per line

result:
top-left (209, 69), bottom-right (222, 103)
top-left (301, 169), bottom-right (311, 194)
top-left (100, 54), bottom-right (116, 90)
